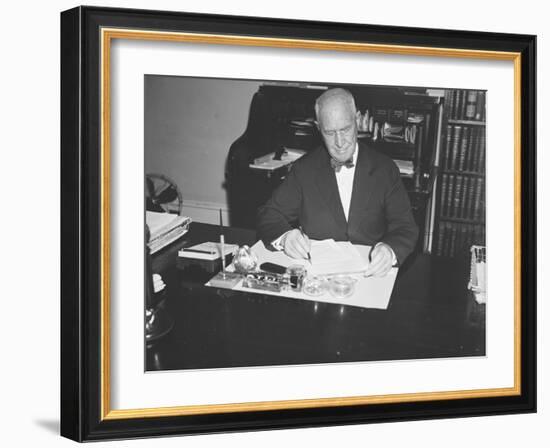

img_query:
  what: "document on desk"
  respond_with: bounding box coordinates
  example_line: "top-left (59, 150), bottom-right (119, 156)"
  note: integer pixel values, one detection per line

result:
top-left (258, 239), bottom-right (368, 276)
top-left (224, 239), bottom-right (398, 310)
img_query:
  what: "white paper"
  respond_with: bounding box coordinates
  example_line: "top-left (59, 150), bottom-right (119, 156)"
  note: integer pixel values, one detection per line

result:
top-left (253, 239), bottom-right (370, 276)
top-left (226, 240), bottom-right (398, 310)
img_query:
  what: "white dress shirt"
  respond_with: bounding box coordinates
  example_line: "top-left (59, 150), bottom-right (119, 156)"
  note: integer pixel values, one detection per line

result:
top-left (334, 143), bottom-right (358, 221)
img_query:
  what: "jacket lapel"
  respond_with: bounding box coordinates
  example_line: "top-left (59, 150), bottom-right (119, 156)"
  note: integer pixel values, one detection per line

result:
top-left (347, 143), bottom-right (377, 234)
top-left (315, 149), bottom-right (347, 231)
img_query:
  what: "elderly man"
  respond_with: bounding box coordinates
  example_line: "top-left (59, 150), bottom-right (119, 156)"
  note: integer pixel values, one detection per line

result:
top-left (257, 88), bottom-right (418, 277)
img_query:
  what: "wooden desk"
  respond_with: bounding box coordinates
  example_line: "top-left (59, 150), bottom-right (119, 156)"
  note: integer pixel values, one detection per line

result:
top-left (147, 222), bottom-right (485, 371)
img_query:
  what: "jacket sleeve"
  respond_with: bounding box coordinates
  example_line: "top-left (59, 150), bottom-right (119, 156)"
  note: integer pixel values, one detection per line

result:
top-left (256, 165), bottom-right (302, 246)
top-left (379, 162), bottom-right (419, 265)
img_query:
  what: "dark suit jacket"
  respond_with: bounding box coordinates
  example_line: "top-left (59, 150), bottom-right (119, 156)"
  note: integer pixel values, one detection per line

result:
top-left (256, 142), bottom-right (419, 264)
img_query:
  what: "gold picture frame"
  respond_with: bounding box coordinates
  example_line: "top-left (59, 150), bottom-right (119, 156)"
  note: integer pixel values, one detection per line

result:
top-left (61, 5), bottom-right (536, 441)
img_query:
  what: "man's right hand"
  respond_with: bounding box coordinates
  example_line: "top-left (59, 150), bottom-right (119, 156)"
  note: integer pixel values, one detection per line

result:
top-left (281, 228), bottom-right (311, 260)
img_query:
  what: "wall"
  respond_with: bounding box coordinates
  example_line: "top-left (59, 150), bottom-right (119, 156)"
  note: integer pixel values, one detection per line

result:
top-left (145, 76), bottom-right (262, 224)
top-left (2, 1), bottom-right (547, 447)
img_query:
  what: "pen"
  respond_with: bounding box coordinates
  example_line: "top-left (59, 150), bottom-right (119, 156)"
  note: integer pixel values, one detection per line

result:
top-left (298, 226), bottom-right (312, 263)
top-left (180, 248), bottom-right (215, 255)
top-left (219, 209), bottom-right (226, 275)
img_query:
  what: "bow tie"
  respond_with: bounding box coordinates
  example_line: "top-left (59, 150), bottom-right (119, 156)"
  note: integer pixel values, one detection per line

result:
top-left (330, 158), bottom-right (355, 173)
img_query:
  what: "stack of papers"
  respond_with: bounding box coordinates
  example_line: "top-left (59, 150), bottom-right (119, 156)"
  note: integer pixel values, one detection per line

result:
top-left (146, 211), bottom-right (192, 254)
top-left (178, 242), bottom-right (239, 260)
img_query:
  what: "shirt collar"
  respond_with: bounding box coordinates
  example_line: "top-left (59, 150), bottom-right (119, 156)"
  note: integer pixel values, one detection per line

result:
top-left (349, 142), bottom-right (359, 165)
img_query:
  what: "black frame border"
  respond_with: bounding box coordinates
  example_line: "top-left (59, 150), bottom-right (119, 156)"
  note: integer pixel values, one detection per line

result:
top-left (60, 6), bottom-right (536, 442)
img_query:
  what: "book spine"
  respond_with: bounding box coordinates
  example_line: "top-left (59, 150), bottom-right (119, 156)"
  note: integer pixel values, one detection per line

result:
top-left (477, 131), bottom-right (486, 173)
top-left (453, 175), bottom-right (463, 218)
top-left (473, 129), bottom-right (481, 173)
top-left (454, 90), bottom-right (463, 120)
top-left (440, 173), bottom-right (448, 217)
top-left (473, 178), bottom-right (483, 221)
top-left (465, 91), bottom-right (478, 120)
top-left (467, 174), bottom-right (477, 220)
top-left (465, 127), bottom-right (476, 172)
top-left (444, 125), bottom-right (453, 170)
top-left (460, 90), bottom-right (468, 121)
top-left (444, 90), bottom-right (452, 120)
top-left (459, 176), bottom-right (469, 219)
top-left (458, 127), bottom-right (470, 171)
top-left (446, 175), bottom-right (455, 218)
top-left (475, 91), bottom-right (486, 121)
top-left (450, 90), bottom-right (458, 120)
top-left (450, 125), bottom-right (462, 170)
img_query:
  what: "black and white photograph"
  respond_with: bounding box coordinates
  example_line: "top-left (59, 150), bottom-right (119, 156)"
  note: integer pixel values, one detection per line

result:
top-left (144, 75), bottom-right (487, 371)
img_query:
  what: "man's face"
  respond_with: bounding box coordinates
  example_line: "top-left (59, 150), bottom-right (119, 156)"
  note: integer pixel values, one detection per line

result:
top-left (317, 97), bottom-right (359, 163)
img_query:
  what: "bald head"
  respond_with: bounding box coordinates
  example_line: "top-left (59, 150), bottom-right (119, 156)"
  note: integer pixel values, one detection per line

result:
top-left (314, 88), bottom-right (357, 123)
top-left (315, 88), bottom-right (359, 163)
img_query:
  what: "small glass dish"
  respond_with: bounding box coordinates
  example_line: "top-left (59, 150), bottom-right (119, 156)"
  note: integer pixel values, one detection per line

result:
top-left (285, 264), bottom-right (307, 292)
top-left (233, 245), bottom-right (258, 273)
top-left (328, 275), bottom-right (357, 299)
top-left (303, 275), bottom-right (328, 297)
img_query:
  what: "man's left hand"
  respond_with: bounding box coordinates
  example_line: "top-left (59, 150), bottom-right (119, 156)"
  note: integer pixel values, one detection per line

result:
top-left (365, 243), bottom-right (394, 277)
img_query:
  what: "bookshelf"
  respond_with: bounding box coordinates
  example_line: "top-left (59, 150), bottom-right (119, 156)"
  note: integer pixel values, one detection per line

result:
top-left (432, 89), bottom-right (486, 258)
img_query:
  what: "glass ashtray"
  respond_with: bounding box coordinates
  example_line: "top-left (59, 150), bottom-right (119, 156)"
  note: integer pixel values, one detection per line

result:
top-left (302, 275), bottom-right (328, 297)
top-left (328, 275), bottom-right (357, 299)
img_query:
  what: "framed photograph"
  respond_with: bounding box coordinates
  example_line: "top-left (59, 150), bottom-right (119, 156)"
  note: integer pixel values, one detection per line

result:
top-left (60, 5), bottom-right (536, 441)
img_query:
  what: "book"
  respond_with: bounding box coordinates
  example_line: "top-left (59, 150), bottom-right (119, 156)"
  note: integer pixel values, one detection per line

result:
top-left (452, 175), bottom-right (463, 218)
top-left (450, 125), bottom-right (462, 170)
top-left (460, 90), bottom-right (468, 120)
top-left (446, 175), bottom-right (455, 218)
top-left (458, 127), bottom-right (470, 171)
top-left (440, 174), bottom-right (448, 217)
top-left (454, 90), bottom-right (463, 120)
top-left (466, 175), bottom-right (476, 220)
top-left (466, 127), bottom-right (478, 172)
top-left (178, 242), bottom-right (239, 260)
top-left (145, 211), bottom-right (192, 254)
top-left (477, 132), bottom-right (486, 173)
top-left (465, 91), bottom-right (478, 119)
top-left (444, 125), bottom-right (453, 170)
top-left (473, 178), bottom-right (484, 221)
top-left (459, 176), bottom-right (469, 219)
top-left (475, 92), bottom-right (486, 121)
top-left (449, 90), bottom-right (457, 120)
